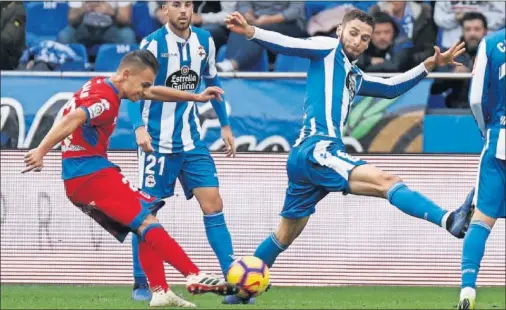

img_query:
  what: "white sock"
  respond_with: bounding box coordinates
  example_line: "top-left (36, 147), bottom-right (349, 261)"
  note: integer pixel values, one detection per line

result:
top-left (460, 287), bottom-right (476, 299)
top-left (440, 211), bottom-right (451, 228)
top-left (217, 60), bottom-right (235, 72)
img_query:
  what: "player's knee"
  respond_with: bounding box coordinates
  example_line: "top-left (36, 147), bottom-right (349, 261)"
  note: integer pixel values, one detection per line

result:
top-left (274, 231), bottom-right (293, 247)
top-left (199, 192), bottom-right (224, 215)
top-left (472, 208), bottom-right (497, 229)
top-left (379, 173), bottom-right (402, 196)
top-left (379, 172), bottom-right (402, 197)
top-left (137, 214), bottom-right (159, 235)
top-left (274, 227), bottom-right (297, 247)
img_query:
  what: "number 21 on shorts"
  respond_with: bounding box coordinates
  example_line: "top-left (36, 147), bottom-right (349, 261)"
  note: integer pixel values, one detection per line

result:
top-left (145, 154), bottom-right (165, 176)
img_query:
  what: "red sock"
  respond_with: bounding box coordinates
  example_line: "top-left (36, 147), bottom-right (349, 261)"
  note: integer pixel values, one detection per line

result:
top-left (144, 227), bottom-right (200, 277)
top-left (139, 240), bottom-right (169, 292)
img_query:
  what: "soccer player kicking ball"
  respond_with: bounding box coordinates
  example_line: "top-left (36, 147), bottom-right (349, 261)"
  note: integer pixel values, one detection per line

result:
top-left (127, 1), bottom-right (237, 301)
top-left (22, 50), bottom-right (238, 308)
top-left (458, 29), bottom-right (505, 310)
top-left (224, 10), bottom-right (476, 304)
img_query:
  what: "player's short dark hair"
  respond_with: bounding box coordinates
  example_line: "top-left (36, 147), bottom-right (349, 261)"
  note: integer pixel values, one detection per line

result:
top-left (342, 9), bottom-right (375, 29)
top-left (119, 50), bottom-right (159, 75)
top-left (461, 12), bottom-right (488, 29)
top-left (159, 0), bottom-right (193, 7)
top-left (372, 11), bottom-right (399, 38)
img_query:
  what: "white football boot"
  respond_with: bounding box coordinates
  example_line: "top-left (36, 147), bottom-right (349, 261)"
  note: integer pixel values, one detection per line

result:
top-left (458, 287), bottom-right (476, 310)
top-left (186, 273), bottom-right (239, 296)
top-left (149, 288), bottom-right (196, 308)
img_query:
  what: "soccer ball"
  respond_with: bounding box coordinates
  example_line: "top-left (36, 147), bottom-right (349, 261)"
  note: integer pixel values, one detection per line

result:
top-left (227, 256), bottom-right (270, 298)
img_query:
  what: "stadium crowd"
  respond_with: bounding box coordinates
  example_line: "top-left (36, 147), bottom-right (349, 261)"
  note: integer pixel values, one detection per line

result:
top-left (1, 1), bottom-right (505, 108)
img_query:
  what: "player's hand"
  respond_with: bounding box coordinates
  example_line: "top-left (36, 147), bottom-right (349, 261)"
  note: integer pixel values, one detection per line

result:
top-left (135, 127), bottom-right (154, 153)
top-left (221, 125), bottom-right (236, 158)
top-left (424, 41), bottom-right (466, 71)
top-left (22, 148), bottom-right (44, 173)
top-left (195, 87), bottom-right (224, 103)
top-left (225, 11), bottom-right (256, 39)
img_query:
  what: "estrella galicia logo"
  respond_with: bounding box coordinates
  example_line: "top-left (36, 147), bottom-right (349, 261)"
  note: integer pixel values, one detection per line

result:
top-left (166, 65), bottom-right (199, 91)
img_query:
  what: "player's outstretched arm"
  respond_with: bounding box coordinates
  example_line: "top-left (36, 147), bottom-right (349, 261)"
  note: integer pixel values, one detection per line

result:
top-left (225, 11), bottom-right (334, 59)
top-left (142, 86), bottom-right (224, 103)
top-left (358, 41), bottom-right (466, 99)
top-left (23, 108), bottom-right (88, 173)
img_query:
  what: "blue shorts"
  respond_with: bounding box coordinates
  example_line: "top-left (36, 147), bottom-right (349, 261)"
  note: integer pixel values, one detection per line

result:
top-left (474, 128), bottom-right (505, 219)
top-left (281, 137), bottom-right (367, 219)
top-left (138, 146), bottom-right (219, 200)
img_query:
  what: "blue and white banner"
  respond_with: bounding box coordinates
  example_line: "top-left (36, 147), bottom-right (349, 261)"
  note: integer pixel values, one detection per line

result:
top-left (1, 73), bottom-right (481, 153)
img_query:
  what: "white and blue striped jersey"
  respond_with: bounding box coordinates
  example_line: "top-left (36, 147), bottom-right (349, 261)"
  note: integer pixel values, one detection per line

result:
top-left (250, 27), bottom-right (429, 146)
top-left (469, 29), bottom-right (505, 159)
top-left (128, 25), bottom-right (229, 153)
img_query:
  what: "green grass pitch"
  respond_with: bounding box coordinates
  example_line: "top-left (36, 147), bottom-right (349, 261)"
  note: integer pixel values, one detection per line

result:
top-left (1, 285), bottom-right (505, 309)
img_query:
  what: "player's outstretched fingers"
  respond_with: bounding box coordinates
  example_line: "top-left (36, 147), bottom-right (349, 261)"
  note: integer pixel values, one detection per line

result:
top-left (453, 47), bottom-right (466, 58)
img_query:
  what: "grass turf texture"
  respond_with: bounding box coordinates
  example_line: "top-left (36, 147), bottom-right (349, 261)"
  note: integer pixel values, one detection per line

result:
top-left (1, 285), bottom-right (504, 309)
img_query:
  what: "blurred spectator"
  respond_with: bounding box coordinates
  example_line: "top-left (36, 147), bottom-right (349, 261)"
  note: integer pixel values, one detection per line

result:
top-left (431, 12), bottom-right (488, 109)
top-left (18, 41), bottom-right (86, 71)
top-left (370, 1), bottom-right (437, 69)
top-left (57, 1), bottom-right (136, 47)
top-left (434, 1), bottom-right (504, 49)
top-left (191, 1), bottom-right (237, 51)
top-left (0, 1), bottom-right (26, 70)
top-left (306, 3), bottom-right (355, 37)
top-left (149, 1), bottom-right (167, 27)
top-left (357, 12), bottom-right (410, 72)
top-left (306, 1), bottom-right (376, 37)
top-left (216, 1), bottom-right (306, 72)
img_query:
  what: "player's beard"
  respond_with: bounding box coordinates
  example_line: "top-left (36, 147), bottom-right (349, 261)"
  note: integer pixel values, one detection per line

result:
top-left (339, 35), bottom-right (360, 62)
top-left (169, 17), bottom-right (190, 31)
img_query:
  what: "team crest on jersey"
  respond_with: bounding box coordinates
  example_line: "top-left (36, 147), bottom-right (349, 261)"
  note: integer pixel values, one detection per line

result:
top-left (145, 175), bottom-right (156, 188)
top-left (166, 65), bottom-right (199, 91)
top-left (345, 72), bottom-right (357, 102)
top-left (198, 46), bottom-right (206, 59)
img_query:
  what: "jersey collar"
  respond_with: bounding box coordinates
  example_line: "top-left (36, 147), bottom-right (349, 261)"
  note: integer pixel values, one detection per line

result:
top-left (104, 78), bottom-right (119, 95)
top-left (164, 23), bottom-right (193, 43)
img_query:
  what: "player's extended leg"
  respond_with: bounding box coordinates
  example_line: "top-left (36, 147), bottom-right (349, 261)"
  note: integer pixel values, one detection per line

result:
top-left (223, 217), bottom-right (310, 305)
top-left (180, 147), bottom-right (235, 278)
top-left (135, 215), bottom-right (238, 307)
top-left (255, 217), bottom-right (310, 267)
top-left (68, 168), bottom-right (238, 307)
top-left (225, 143), bottom-right (325, 305)
top-left (348, 164), bottom-right (474, 238)
top-left (253, 140), bottom-right (328, 269)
